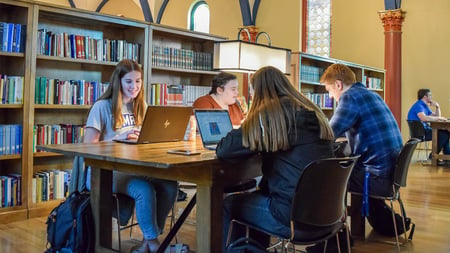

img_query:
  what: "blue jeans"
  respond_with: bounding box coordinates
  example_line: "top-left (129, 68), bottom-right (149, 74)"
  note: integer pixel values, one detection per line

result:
top-left (114, 172), bottom-right (178, 240)
top-left (223, 191), bottom-right (291, 250)
top-left (425, 128), bottom-right (450, 155)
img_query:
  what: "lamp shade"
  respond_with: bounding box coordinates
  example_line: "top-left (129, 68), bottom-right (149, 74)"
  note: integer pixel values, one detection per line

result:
top-left (213, 40), bottom-right (291, 74)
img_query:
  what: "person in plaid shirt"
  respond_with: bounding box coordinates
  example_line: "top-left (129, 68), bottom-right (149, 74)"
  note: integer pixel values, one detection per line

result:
top-left (305, 63), bottom-right (404, 252)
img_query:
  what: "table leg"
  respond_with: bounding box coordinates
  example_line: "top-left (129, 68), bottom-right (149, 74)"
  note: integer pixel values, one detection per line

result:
top-left (196, 184), bottom-right (224, 253)
top-left (432, 127), bottom-right (438, 166)
top-left (349, 194), bottom-right (366, 239)
top-left (91, 167), bottom-right (113, 252)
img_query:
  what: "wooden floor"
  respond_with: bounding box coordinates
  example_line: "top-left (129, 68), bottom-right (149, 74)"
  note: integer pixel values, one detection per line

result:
top-left (1, 152), bottom-right (449, 253)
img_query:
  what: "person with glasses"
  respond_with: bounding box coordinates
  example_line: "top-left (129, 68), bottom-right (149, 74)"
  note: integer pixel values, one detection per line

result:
top-left (407, 88), bottom-right (450, 160)
top-left (193, 72), bottom-right (245, 128)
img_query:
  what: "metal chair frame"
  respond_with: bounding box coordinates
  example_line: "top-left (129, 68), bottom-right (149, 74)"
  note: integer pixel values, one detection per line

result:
top-left (350, 138), bottom-right (420, 253)
top-left (407, 120), bottom-right (431, 162)
top-left (226, 156), bottom-right (359, 253)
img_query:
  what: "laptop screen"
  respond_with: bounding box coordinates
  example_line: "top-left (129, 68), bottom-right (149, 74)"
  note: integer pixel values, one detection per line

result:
top-left (194, 109), bottom-right (233, 145)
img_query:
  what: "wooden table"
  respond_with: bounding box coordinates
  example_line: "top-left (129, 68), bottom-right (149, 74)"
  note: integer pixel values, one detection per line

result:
top-left (38, 139), bottom-right (261, 253)
top-left (429, 121), bottom-right (450, 166)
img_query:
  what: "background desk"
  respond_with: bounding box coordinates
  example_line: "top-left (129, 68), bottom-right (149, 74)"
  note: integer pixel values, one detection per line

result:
top-left (38, 139), bottom-right (261, 253)
top-left (430, 121), bottom-right (450, 166)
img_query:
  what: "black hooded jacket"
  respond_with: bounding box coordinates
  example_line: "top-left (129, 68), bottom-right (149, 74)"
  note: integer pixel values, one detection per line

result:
top-left (216, 106), bottom-right (334, 226)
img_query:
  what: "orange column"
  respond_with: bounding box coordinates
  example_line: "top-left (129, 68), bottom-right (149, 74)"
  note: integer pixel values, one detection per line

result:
top-left (378, 9), bottom-right (406, 128)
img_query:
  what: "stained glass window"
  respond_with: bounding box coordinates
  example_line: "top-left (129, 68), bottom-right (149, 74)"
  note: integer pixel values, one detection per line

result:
top-left (306, 0), bottom-right (331, 57)
top-left (189, 1), bottom-right (209, 33)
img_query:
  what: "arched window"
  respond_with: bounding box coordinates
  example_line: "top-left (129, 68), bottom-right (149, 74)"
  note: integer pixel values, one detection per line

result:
top-left (303, 0), bottom-right (331, 57)
top-left (189, 1), bottom-right (210, 33)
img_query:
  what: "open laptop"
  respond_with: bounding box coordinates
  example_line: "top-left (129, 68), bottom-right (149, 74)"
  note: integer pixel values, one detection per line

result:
top-left (114, 105), bottom-right (193, 144)
top-left (194, 109), bottom-right (233, 150)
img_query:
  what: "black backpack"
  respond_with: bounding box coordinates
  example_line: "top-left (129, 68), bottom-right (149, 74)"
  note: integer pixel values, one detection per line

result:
top-left (366, 198), bottom-right (415, 238)
top-left (45, 190), bottom-right (95, 253)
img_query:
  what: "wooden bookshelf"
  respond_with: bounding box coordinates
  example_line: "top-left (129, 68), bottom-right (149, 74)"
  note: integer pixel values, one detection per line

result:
top-left (289, 52), bottom-right (385, 119)
top-left (0, 0), bottom-right (32, 223)
top-left (0, 0), bottom-right (225, 223)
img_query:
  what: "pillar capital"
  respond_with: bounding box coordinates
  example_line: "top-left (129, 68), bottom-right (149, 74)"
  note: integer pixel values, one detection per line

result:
top-left (378, 9), bottom-right (406, 31)
top-left (239, 25), bottom-right (259, 42)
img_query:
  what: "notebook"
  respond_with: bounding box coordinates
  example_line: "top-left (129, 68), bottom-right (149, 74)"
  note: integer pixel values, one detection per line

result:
top-left (114, 105), bottom-right (193, 144)
top-left (194, 109), bottom-right (233, 150)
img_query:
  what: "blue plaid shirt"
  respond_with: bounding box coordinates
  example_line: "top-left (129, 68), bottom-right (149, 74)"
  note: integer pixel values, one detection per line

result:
top-left (330, 83), bottom-right (403, 177)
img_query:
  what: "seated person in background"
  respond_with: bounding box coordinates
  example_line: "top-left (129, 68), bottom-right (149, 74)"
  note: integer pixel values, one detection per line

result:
top-left (312, 63), bottom-right (404, 252)
top-left (217, 66), bottom-right (335, 250)
top-left (83, 59), bottom-right (178, 253)
top-left (407, 88), bottom-right (450, 157)
top-left (193, 72), bottom-right (245, 127)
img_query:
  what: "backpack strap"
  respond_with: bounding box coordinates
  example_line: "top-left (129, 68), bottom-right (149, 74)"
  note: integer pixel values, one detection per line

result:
top-left (69, 156), bottom-right (90, 193)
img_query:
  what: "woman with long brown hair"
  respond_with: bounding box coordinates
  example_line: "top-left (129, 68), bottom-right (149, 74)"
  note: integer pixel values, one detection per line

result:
top-left (84, 59), bottom-right (178, 253)
top-left (217, 66), bottom-right (335, 249)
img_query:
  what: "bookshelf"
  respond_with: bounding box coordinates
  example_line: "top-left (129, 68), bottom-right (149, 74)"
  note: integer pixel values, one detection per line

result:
top-left (289, 52), bottom-right (385, 119)
top-left (0, 0), bottom-right (225, 223)
top-left (147, 25), bottom-right (224, 106)
top-left (0, 0), bottom-right (32, 223)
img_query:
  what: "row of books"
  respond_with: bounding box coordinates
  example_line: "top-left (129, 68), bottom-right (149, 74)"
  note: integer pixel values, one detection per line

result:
top-left (35, 76), bottom-right (109, 105)
top-left (37, 29), bottom-right (140, 63)
top-left (304, 92), bottom-right (333, 109)
top-left (33, 124), bottom-right (84, 152)
top-left (32, 170), bottom-right (71, 203)
top-left (148, 83), bottom-right (210, 106)
top-left (152, 45), bottom-right (213, 71)
top-left (0, 174), bottom-right (21, 208)
top-left (364, 76), bottom-right (383, 90)
top-left (0, 124), bottom-right (22, 155)
top-left (0, 22), bottom-right (25, 53)
top-left (0, 74), bottom-right (23, 104)
top-left (300, 65), bottom-right (324, 83)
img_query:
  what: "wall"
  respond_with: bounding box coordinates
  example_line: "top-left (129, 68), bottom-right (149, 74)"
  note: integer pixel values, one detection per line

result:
top-left (333, 0), bottom-right (449, 140)
top-left (401, 0), bottom-right (450, 138)
top-left (32, 0), bottom-right (450, 141)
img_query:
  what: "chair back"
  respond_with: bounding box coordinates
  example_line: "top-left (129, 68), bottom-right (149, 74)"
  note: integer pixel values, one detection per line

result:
top-left (407, 120), bottom-right (426, 141)
top-left (290, 156), bottom-right (359, 227)
top-left (393, 138), bottom-right (420, 188)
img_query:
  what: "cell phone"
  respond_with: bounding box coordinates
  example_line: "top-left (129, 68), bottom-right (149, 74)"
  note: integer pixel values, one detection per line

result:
top-left (167, 149), bottom-right (201, 156)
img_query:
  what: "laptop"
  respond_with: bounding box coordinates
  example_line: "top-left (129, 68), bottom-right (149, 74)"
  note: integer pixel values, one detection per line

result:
top-left (194, 109), bottom-right (233, 150)
top-left (114, 105), bottom-right (193, 144)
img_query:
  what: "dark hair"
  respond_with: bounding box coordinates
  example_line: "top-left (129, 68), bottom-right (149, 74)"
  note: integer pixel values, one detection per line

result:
top-left (417, 89), bottom-right (430, 100)
top-left (209, 72), bottom-right (237, 95)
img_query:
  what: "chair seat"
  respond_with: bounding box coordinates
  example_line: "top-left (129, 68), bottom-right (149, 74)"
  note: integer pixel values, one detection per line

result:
top-left (291, 221), bottom-right (344, 244)
top-left (112, 193), bottom-right (135, 226)
top-left (224, 178), bottom-right (257, 194)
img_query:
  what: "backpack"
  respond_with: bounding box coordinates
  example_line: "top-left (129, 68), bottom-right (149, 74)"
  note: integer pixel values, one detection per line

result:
top-left (45, 190), bottom-right (95, 253)
top-left (366, 198), bottom-right (415, 238)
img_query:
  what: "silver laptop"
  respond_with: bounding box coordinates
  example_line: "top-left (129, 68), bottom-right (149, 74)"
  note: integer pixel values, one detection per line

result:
top-left (194, 109), bottom-right (233, 150)
top-left (115, 105), bottom-right (193, 144)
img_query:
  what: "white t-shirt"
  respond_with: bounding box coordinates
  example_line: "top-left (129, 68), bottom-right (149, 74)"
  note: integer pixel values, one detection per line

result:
top-left (85, 99), bottom-right (140, 141)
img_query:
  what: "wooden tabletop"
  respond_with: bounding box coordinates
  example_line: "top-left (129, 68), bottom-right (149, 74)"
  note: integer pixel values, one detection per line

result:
top-left (38, 138), bottom-right (262, 253)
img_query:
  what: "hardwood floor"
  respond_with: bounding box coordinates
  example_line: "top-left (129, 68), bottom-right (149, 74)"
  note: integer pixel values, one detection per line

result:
top-left (1, 154), bottom-right (449, 253)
